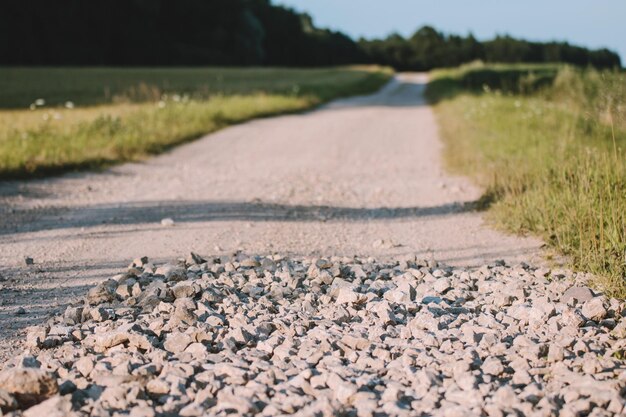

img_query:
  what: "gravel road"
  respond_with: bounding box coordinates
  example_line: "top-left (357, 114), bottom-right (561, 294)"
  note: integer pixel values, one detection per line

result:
top-left (0, 74), bottom-right (541, 354)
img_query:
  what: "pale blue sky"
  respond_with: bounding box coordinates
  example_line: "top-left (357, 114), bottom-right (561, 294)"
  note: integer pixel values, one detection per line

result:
top-left (274, 0), bottom-right (626, 62)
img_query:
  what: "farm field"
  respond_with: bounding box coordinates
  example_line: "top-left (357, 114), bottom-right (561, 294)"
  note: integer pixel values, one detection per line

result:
top-left (0, 66), bottom-right (392, 178)
top-left (427, 63), bottom-right (626, 295)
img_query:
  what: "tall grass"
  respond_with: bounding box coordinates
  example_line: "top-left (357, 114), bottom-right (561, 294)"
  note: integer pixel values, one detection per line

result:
top-left (0, 66), bottom-right (392, 178)
top-left (427, 63), bottom-right (625, 296)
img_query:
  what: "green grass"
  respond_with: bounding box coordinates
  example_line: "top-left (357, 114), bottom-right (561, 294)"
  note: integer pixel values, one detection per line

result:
top-left (0, 66), bottom-right (392, 178)
top-left (0, 66), bottom-right (396, 109)
top-left (427, 63), bottom-right (626, 296)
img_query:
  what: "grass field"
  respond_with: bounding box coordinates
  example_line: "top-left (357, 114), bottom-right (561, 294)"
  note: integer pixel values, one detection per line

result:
top-left (0, 66), bottom-right (392, 178)
top-left (427, 63), bottom-right (626, 296)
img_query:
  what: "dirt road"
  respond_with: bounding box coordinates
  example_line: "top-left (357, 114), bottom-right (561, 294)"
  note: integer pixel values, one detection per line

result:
top-left (0, 74), bottom-right (541, 357)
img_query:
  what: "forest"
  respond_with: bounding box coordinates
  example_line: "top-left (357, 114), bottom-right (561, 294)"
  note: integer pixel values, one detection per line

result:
top-left (0, 0), bottom-right (621, 69)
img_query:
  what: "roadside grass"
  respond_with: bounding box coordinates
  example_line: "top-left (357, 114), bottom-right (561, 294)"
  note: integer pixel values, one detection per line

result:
top-left (0, 66), bottom-right (392, 179)
top-left (427, 63), bottom-right (626, 296)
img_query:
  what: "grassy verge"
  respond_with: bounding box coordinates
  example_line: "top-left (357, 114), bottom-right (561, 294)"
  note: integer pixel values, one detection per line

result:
top-left (0, 66), bottom-right (392, 179)
top-left (427, 63), bottom-right (625, 296)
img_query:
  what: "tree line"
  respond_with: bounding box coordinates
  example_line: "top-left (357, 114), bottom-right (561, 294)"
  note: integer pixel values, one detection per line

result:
top-left (0, 0), bottom-right (621, 69)
top-left (360, 27), bottom-right (621, 70)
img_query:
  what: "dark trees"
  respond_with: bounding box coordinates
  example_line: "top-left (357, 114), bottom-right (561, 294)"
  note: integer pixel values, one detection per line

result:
top-left (0, 1), bottom-right (621, 69)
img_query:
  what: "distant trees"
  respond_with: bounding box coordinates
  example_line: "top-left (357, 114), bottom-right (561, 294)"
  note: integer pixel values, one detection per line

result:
top-left (248, 2), bottom-right (365, 66)
top-left (0, 0), bottom-right (364, 66)
top-left (359, 27), bottom-right (621, 70)
top-left (0, 0), bottom-right (621, 69)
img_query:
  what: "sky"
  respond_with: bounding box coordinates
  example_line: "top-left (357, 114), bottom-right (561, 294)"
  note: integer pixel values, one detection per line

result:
top-left (274, 0), bottom-right (626, 62)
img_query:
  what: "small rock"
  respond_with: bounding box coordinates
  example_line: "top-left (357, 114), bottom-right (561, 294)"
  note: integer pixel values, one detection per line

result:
top-left (240, 257), bottom-right (260, 268)
top-left (25, 327), bottom-right (47, 349)
top-left (24, 257), bottom-right (34, 266)
top-left (327, 373), bottom-right (357, 404)
top-left (433, 278), bottom-right (452, 294)
top-left (172, 281), bottom-right (196, 299)
top-left (547, 345), bottom-right (565, 363)
top-left (146, 378), bottom-right (169, 395)
top-left (75, 357), bottom-right (94, 377)
top-left (130, 256), bottom-right (149, 268)
top-left (17, 355), bottom-right (40, 369)
top-left (86, 280), bottom-right (117, 305)
top-left (154, 264), bottom-right (186, 282)
top-left (63, 306), bottom-right (84, 324)
top-left (512, 370), bottom-right (532, 386)
top-left (336, 287), bottom-right (364, 305)
top-left (482, 357), bottom-right (504, 376)
top-left (160, 218), bottom-right (175, 226)
top-left (130, 406), bottom-right (157, 417)
top-left (163, 332), bottom-right (192, 354)
top-left (581, 298), bottom-right (607, 321)
top-left (187, 252), bottom-right (206, 265)
top-left (561, 308), bottom-right (586, 328)
top-left (90, 306), bottom-right (113, 322)
top-left (94, 331), bottom-right (131, 351)
top-left (180, 402), bottom-right (204, 416)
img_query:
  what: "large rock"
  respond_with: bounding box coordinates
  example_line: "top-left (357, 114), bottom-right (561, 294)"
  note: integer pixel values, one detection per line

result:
top-left (0, 388), bottom-right (17, 413)
top-left (0, 368), bottom-right (59, 409)
top-left (23, 395), bottom-right (72, 417)
top-left (561, 286), bottom-right (594, 303)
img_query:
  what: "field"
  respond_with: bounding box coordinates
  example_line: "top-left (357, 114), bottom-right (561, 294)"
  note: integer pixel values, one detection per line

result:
top-left (427, 63), bottom-right (626, 295)
top-left (0, 66), bottom-right (392, 178)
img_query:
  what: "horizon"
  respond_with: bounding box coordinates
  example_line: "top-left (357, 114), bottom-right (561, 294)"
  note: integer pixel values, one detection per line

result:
top-left (274, 0), bottom-right (626, 63)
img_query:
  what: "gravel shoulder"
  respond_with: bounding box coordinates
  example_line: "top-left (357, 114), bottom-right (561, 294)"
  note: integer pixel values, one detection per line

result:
top-left (0, 73), bottom-right (541, 358)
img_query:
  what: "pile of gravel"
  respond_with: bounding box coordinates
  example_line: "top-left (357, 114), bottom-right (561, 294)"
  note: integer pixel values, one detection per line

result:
top-left (1, 253), bottom-right (625, 417)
